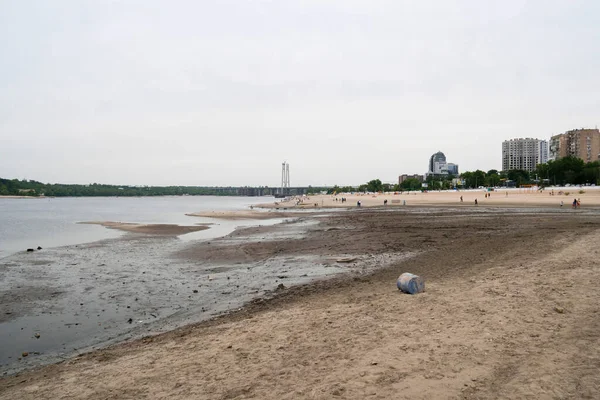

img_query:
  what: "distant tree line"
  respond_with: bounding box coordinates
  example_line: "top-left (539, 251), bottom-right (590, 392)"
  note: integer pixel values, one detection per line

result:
top-left (4, 157), bottom-right (598, 198)
top-left (0, 178), bottom-right (298, 197)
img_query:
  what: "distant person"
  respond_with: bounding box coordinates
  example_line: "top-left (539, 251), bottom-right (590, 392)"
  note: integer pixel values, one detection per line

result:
top-left (475, 199), bottom-right (478, 205)
top-left (572, 199), bottom-right (577, 208)
top-left (357, 200), bottom-right (361, 207)
top-left (560, 200), bottom-right (563, 207)
top-left (384, 199), bottom-right (388, 205)
top-left (460, 195), bottom-right (463, 203)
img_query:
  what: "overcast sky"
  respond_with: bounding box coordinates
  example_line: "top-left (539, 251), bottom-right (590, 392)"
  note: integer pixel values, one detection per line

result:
top-left (1, 1), bottom-right (599, 186)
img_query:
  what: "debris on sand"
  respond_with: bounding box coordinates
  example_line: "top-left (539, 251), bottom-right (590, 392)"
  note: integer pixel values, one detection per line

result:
top-left (397, 273), bottom-right (425, 294)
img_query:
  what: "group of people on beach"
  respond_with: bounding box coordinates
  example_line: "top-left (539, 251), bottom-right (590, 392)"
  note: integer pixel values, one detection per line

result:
top-left (335, 197), bottom-right (347, 203)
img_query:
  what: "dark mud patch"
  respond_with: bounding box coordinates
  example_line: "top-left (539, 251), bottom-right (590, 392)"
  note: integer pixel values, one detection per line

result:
top-left (0, 287), bottom-right (63, 323)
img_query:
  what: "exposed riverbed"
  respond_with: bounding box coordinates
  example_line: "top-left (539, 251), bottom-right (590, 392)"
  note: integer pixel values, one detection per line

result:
top-left (0, 215), bottom-right (407, 375)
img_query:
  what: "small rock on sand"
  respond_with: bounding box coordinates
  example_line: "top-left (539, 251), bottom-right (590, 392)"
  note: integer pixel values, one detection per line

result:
top-left (336, 257), bottom-right (358, 263)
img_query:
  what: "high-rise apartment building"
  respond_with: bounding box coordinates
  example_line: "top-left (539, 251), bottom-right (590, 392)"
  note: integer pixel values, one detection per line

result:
top-left (501, 138), bottom-right (548, 172)
top-left (549, 128), bottom-right (600, 163)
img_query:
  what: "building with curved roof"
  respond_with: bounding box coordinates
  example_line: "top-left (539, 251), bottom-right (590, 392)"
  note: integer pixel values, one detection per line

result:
top-left (426, 151), bottom-right (458, 177)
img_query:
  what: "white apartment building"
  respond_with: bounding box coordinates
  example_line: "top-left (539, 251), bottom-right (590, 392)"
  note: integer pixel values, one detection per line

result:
top-left (501, 138), bottom-right (548, 172)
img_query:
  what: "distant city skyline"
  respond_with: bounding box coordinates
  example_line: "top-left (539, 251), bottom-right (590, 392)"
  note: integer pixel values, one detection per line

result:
top-left (1, 1), bottom-right (599, 187)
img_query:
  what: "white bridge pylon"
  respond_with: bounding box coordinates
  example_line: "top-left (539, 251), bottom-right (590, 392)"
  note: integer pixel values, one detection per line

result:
top-left (281, 161), bottom-right (290, 193)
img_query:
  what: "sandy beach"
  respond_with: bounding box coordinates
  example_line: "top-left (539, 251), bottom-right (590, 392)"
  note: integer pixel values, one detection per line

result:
top-left (258, 187), bottom-right (600, 209)
top-left (2, 205), bottom-right (600, 399)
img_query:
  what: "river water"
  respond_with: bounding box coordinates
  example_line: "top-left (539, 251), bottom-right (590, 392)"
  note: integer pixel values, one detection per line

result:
top-left (0, 196), bottom-right (360, 375)
top-left (0, 196), bottom-right (271, 258)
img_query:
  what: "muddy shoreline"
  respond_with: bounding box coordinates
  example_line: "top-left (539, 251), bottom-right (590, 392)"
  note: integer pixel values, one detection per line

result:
top-left (0, 213), bottom-right (396, 375)
top-left (2, 207), bottom-right (600, 399)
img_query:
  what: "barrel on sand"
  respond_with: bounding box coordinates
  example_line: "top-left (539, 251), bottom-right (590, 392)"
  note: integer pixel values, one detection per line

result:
top-left (397, 273), bottom-right (425, 294)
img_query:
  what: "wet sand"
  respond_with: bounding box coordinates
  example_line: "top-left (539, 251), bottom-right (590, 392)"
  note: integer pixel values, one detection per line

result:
top-left (79, 222), bottom-right (209, 235)
top-left (185, 210), bottom-right (309, 220)
top-left (2, 207), bottom-right (600, 398)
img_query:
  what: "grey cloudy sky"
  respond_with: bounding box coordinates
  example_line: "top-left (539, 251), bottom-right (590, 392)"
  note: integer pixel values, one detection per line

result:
top-left (1, 1), bottom-right (599, 186)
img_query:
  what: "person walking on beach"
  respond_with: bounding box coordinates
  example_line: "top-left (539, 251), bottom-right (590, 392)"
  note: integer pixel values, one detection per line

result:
top-left (460, 195), bottom-right (463, 203)
top-left (475, 199), bottom-right (478, 205)
top-left (572, 199), bottom-right (577, 208)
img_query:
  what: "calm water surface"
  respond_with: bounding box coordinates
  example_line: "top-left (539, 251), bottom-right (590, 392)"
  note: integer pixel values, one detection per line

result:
top-left (0, 196), bottom-right (273, 258)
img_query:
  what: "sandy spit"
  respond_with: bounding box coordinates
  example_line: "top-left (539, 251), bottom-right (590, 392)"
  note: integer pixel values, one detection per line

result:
top-left (79, 221), bottom-right (209, 235)
top-left (185, 210), bottom-right (307, 220)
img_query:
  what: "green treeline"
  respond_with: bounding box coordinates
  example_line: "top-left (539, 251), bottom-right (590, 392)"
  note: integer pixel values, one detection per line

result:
top-left (0, 179), bottom-right (275, 197)
top-left (460, 157), bottom-right (600, 188)
top-left (326, 157), bottom-right (600, 193)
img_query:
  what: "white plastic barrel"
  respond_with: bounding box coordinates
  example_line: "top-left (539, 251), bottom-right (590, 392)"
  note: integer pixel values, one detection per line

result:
top-left (397, 273), bottom-right (425, 294)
